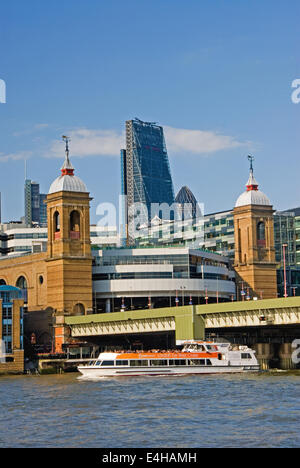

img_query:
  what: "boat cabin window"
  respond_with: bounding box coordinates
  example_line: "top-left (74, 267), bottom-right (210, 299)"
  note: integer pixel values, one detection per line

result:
top-left (206, 345), bottom-right (217, 351)
top-left (116, 360), bottom-right (129, 366)
top-left (206, 359), bottom-right (212, 366)
top-left (150, 360), bottom-right (168, 366)
top-left (241, 353), bottom-right (252, 359)
top-left (101, 360), bottom-right (115, 366)
top-left (168, 359), bottom-right (187, 366)
top-left (130, 360), bottom-right (148, 367)
top-left (189, 359), bottom-right (206, 366)
top-left (95, 361), bottom-right (101, 366)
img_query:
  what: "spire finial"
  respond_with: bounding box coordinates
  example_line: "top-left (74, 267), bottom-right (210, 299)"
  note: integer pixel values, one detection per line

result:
top-left (61, 135), bottom-right (74, 176)
top-left (248, 154), bottom-right (254, 173)
top-left (246, 155), bottom-right (258, 191)
top-left (62, 135), bottom-right (71, 161)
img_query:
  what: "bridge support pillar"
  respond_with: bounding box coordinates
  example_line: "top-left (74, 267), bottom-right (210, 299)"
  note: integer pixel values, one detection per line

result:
top-left (175, 307), bottom-right (205, 344)
top-left (253, 343), bottom-right (274, 370)
top-left (279, 343), bottom-right (298, 370)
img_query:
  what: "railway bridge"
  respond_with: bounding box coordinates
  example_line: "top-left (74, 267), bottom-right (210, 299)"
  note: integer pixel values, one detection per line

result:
top-left (63, 297), bottom-right (300, 369)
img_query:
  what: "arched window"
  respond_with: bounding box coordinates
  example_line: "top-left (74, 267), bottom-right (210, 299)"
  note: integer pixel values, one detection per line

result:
top-left (70, 210), bottom-right (80, 240)
top-left (16, 276), bottom-right (27, 290)
top-left (16, 276), bottom-right (28, 302)
top-left (54, 211), bottom-right (60, 239)
top-left (0, 279), bottom-right (6, 286)
top-left (73, 303), bottom-right (85, 316)
top-left (257, 222), bottom-right (266, 247)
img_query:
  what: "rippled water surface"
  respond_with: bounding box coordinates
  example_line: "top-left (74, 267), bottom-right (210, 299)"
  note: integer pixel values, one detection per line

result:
top-left (0, 372), bottom-right (299, 448)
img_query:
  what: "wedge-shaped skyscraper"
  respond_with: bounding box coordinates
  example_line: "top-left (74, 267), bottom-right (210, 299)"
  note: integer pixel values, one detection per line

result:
top-left (121, 118), bottom-right (175, 243)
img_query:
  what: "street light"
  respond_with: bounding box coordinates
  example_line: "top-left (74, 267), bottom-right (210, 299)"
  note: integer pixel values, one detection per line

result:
top-left (180, 286), bottom-right (186, 306)
top-left (240, 281), bottom-right (246, 301)
top-left (282, 244), bottom-right (288, 298)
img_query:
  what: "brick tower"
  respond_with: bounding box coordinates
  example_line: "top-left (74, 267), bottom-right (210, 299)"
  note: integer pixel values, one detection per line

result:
top-left (233, 157), bottom-right (278, 299)
top-left (46, 137), bottom-right (93, 351)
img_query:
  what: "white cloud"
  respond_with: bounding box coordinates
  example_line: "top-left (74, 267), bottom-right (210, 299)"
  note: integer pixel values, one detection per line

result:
top-left (2, 124), bottom-right (248, 163)
top-left (0, 151), bottom-right (32, 163)
top-left (164, 126), bottom-right (245, 155)
top-left (46, 125), bottom-right (245, 159)
top-left (47, 128), bottom-right (125, 159)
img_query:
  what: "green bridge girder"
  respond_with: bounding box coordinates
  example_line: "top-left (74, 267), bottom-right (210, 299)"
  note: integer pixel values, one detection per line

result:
top-left (65, 297), bottom-right (300, 342)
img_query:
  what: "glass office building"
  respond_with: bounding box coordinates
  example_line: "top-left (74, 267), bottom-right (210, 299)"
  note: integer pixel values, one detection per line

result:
top-left (24, 179), bottom-right (47, 227)
top-left (122, 119), bottom-right (175, 243)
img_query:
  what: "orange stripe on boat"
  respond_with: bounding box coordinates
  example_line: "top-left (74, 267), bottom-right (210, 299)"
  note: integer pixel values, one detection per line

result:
top-left (116, 352), bottom-right (219, 359)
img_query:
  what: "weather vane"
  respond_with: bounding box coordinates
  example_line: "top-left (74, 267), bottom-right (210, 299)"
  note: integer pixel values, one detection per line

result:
top-left (248, 154), bottom-right (254, 172)
top-left (62, 135), bottom-right (71, 160)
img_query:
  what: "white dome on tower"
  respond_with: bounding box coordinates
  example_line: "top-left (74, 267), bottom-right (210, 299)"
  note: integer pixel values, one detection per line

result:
top-left (235, 157), bottom-right (271, 208)
top-left (48, 136), bottom-right (88, 195)
top-left (235, 190), bottom-right (271, 208)
top-left (49, 174), bottom-right (87, 194)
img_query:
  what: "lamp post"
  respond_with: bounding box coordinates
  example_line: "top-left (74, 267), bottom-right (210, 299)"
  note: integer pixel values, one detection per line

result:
top-left (240, 281), bottom-right (245, 301)
top-left (205, 288), bottom-right (208, 305)
top-left (175, 290), bottom-right (179, 307)
top-left (282, 244), bottom-right (288, 298)
top-left (180, 286), bottom-right (186, 306)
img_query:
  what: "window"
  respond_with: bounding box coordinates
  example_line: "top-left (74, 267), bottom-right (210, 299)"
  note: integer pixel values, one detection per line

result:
top-left (2, 307), bottom-right (12, 319)
top-left (116, 360), bottom-right (129, 366)
top-left (54, 211), bottom-right (60, 232)
top-left (130, 360), bottom-right (147, 367)
top-left (2, 324), bottom-right (12, 336)
top-left (101, 361), bottom-right (115, 366)
top-left (16, 276), bottom-right (27, 291)
top-left (206, 359), bottom-right (212, 366)
top-left (241, 353), bottom-right (252, 360)
top-left (172, 359), bottom-right (187, 366)
top-left (189, 359), bottom-right (206, 366)
top-left (257, 222), bottom-right (266, 247)
top-left (70, 210), bottom-right (80, 238)
top-left (150, 360), bottom-right (168, 366)
top-left (73, 303), bottom-right (85, 316)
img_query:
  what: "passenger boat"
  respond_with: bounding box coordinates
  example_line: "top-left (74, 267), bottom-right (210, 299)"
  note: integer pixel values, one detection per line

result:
top-left (77, 340), bottom-right (259, 378)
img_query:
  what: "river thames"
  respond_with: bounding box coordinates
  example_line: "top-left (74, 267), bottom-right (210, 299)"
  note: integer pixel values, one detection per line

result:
top-left (0, 372), bottom-right (299, 448)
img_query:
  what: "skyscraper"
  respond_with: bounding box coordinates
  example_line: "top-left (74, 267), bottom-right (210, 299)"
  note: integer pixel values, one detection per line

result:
top-left (122, 118), bottom-right (175, 243)
top-left (24, 180), bottom-right (47, 226)
top-left (175, 186), bottom-right (201, 220)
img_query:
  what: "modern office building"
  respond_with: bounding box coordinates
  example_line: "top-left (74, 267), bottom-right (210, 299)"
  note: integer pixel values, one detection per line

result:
top-left (24, 179), bottom-right (47, 227)
top-left (0, 224), bottom-right (118, 257)
top-left (92, 246), bottom-right (236, 313)
top-left (175, 186), bottom-right (201, 220)
top-left (0, 285), bottom-right (24, 374)
top-left (122, 118), bottom-right (175, 243)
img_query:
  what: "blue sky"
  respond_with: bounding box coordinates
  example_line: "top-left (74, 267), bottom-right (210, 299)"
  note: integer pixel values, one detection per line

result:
top-left (0, 0), bottom-right (299, 224)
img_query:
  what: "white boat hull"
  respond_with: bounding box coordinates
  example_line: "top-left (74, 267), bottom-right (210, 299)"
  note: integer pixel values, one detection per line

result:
top-left (78, 365), bottom-right (260, 379)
